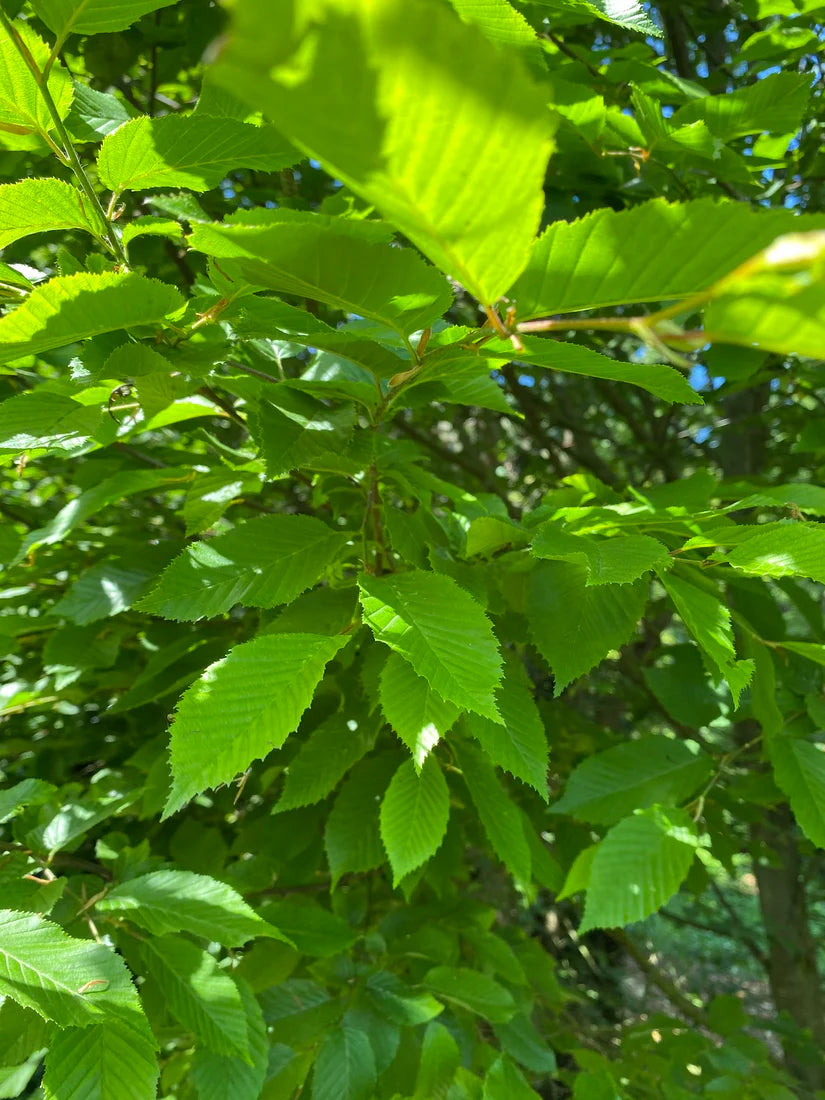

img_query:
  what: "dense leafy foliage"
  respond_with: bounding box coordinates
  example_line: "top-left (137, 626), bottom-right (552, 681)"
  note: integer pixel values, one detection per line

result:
top-left (2, 0), bottom-right (825, 1096)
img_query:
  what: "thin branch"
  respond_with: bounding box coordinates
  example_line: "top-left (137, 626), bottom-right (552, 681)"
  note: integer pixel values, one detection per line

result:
top-left (609, 928), bottom-right (711, 1029)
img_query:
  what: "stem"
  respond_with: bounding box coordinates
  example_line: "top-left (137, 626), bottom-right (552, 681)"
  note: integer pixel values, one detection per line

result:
top-left (0, 9), bottom-right (129, 268)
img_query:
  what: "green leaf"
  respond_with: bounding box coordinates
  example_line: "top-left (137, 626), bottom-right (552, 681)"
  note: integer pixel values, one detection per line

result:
top-left (0, 779), bottom-right (57, 824)
top-left (32, 0), bottom-right (179, 38)
top-left (483, 1056), bottom-right (541, 1100)
top-left (15, 468), bottom-right (191, 564)
top-left (312, 1026), bottom-right (376, 1100)
top-left (190, 212), bottom-right (451, 336)
top-left (413, 1020), bottom-right (460, 1100)
top-left (97, 115), bottom-right (297, 195)
top-left (95, 870), bottom-right (288, 946)
top-left (0, 909), bottom-right (149, 1033)
top-left (360, 570), bottom-right (502, 721)
top-left (532, 527), bottom-right (671, 585)
top-left (0, 390), bottom-right (102, 453)
top-left (274, 714), bottom-right (378, 813)
top-left (0, 273), bottom-right (184, 366)
top-left (52, 550), bottom-right (173, 624)
top-left (770, 738), bottom-right (825, 849)
top-left (65, 82), bottom-right (135, 142)
top-left (642, 645), bottom-right (722, 729)
top-left (526, 561), bottom-right (648, 694)
top-left (325, 753), bottom-right (401, 888)
top-left (212, 0), bottom-right (555, 303)
top-left (436, 337), bottom-right (702, 404)
top-left (380, 756), bottom-right (451, 886)
top-left (379, 652), bottom-right (460, 771)
top-left (448, 0), bottom-right (543, 63)
top-left (423, 967), bottom-right (515, 1023)
top-left (190, 980), bottom-right (268, 1100)
top-left (706, 266), bottom-right (825, 359)
top-left (720, 523), bottom-right (825, 585)
top-left (660, 572), bottom-right (754, 705)
top-left (551, 736), bottom-right (713, 825)
top-left (256, 899), bottom-right (354, 958)
top-left (532, 0), bottom-right (659, 34)
top-left (671, 72), bottom-right (810, 141)
top-left (164, 632), bottom-right (351, 817)
top-left (0, 22), bottom-right (73, 143)
top-left (493, 1015), bottom-right (557, 1075)
top-left (253, 387), bottom-right (356, 479)
top-left (259, 980), bottom-right (338, 1049)
top-left (778, 641), bottom-right (825, 667)
top-left (138, 514), bottom-right (347, 621)
top-left (366, 972), bottom-right (443, 1026)
top-left (509, 199), bottom-right (825, 321)
top-left (41, 1020), bottom-right (158, 1100)
top-left (0, 178), bottom-right (100, 249)
top-left (140, 935), bottom-right (250, 1060)
top-left (462, 672), bottom-right (548, 798)
top-left (580, 808), bottom-right (699, 932)
top-left (453, 740), bottom-right (532, 883)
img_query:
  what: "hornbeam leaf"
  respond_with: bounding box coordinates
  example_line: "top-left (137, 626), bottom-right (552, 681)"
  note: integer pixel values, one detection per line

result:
top-left (423, 967), bottom-right (515, 1023)
top-left (453, 740), bottom-right (532, 884)
top-left (446, 339), bottom-right (701, 404)
top-left (140, 936), bottom-right (250, 1061)
top-left (65, 82), bottom-right (136, 142)
top-left (580, 808), bottom-right (698, 932)
top-left (0, 273), bottom-right (184, 365)
top-left (509, 199), bottom-right (825, 321)
top-left (671, 72), bottom-right (810, 142)
top-left (95, 870), bottom-right (290, 946)
top-left (31, 0), bottom-right (179, 38)
top-left (462, 672), bottom-right (548, 798)
top-left (212, 0), bottom-right (555, 303)
top-left (164, 633), bottom-right (351, 817)
top-left (777, 641), bottom-right (825, 667)
top-left (0, 178), bottom-right (101, 249)
top-left (42, 1019), bottom-right (158, 1100)
top-left (190, 213), bottom-right (451, 336)
top-left (274, 714), bottom-right (378, 813)
top-left (721, 523), bottom-right (825, 584)
top-left (380, 756), bottom-right (451, 886)
top-left (530, 0), bottom-right (659, 35)
top-left (771, 738), bottom-right (825, 849)
top-left (706, 275), bottom-right (825, 360)
top-left (15, 469), bottom-right (192, 564)
top-left (138, 514), bottom-right (348, 621)
top-left (0, 909), bottom-right (149, 1034)
top-left (97, 115), bottom-right (298, 194)
top-left (551, 736), bottom-right (713, 825)
top-left (359, 570), bottom-right (503, 720)
top-left (526, 561), bottom-right (648, 693)
top-left (483, 1056), bottom-right (542, 1100)
top-left (532, 527), bottom-right (671, 584)
top-left (774, 739), bottom-right (825, 849)
top-left (325, 753), bottom-right (402, 888)
top-left (190, 980), bottom-right (269, 1100)
top-left (0, 390), bottom-right (102, 453)
top-left (661, 572), bottom-right (754, 705)
top-left (312, 1026), bottom-right (376, 1100)
top-left (0, 22), bottom-right (73, 144)
top-left (379, 652), bottom-right (460, 771)
top-left (366, 972), bottom-right (443, 1027)
top-left (414, 1021), bottom-right (461, 1098)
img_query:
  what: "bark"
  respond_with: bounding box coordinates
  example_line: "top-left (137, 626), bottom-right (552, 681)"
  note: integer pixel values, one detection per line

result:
top-left (752, 806), bottom-right (825, 1091)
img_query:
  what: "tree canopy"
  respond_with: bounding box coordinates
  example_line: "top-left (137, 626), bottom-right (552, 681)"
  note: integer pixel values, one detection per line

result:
top-left (1, 0), bottom-right (825, 1097)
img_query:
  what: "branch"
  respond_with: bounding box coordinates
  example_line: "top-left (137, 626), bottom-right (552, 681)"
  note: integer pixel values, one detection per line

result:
top-left (608, 928), bottom-right (711, 1029)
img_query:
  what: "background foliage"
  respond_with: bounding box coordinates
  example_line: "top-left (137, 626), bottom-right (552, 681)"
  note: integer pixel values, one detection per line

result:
top-left (1, 0), bottom-right (825, 1097)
